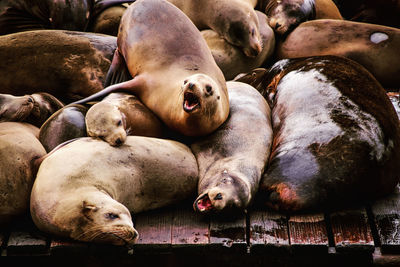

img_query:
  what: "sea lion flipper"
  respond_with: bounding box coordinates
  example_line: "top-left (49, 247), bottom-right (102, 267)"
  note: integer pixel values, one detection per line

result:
top-left (105, 49), bottom-right (133, 87)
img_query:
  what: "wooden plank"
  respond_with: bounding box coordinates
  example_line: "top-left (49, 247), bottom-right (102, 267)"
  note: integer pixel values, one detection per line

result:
top-left (371, 184), bottom-right (400, 253)
top-left (6, 231), bottom-right (48, 256)
top-left (209, 212), bottom-right (247, 252)
top-left (133, 207), bottom-right (173, 252)
top-left (50, 239), bottom-right (90, 256)
top-left (329, 208), bottom-right (374, 253)
top-left (0, 232), bottom-right (6, 256)
top-left (289, 214), bottom-right (329, 246)
top-left (249, 209), bottom-right (289, 253)
top-left (171, 204), bottom-right (209, 248)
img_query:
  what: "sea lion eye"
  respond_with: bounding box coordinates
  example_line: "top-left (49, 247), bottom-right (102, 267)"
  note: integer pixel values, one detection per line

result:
top-left (106, 213), bottom-right (119, 220)
top-left (206, 85), bottom-right (212, 93)
top-left (251, 28), bottom-right (255, 36)
top-left (214, 193), bottom-right (223, 200)
top-left (117, 120), bottom-right (122, 126)
top-left (183, 79), bottom-right (188, 84)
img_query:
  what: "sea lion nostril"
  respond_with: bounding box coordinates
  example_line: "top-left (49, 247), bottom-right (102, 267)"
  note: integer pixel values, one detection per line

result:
top-left (188, 82), bottom-right (195, 89)
top-left (275, 22), bottom-right (281, 29)
top-left (115, 138), bottom-right (122, 145)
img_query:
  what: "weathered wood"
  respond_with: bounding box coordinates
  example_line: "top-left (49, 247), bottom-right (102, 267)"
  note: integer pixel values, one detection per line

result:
top-left (289, 214), bottom-right (329, 246)
top-left (249, 209), bottom-right (289, 253)
top-left (6, 231), bottom-right (48, 256)
top-left (171, 204), bottom-right (209, 248)
top-left (50, 239), bottom-right (90, 256)
top-left (371, 184), bottom-right (400, 253)
top-left (329, 208), bottom-right (374, 253)
top-left (133, 207), bottom-right (173, 252)
top-left (209, 212), bottom-right (247, 252)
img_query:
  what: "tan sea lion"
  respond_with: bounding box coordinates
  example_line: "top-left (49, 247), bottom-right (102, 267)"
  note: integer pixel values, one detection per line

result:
top-left (89, 2), bottom-right (130, 36)
top-left (191, 81), bottom-right (273, 213)
top-left (0, 122), bottom-right (46, 225)
top-left (0, 30), bottom-right (117, 103)
top-left (39, 104), bottom-right (88, 152)
top-left (276, 19), bottom-right (400, 88)
top-left (0, 93), bottom-right (64, 128)
top-left (167, 0), bottom-right (262, 57)
top-left (85, 92), bottom-right (165, 146)
top-left (73, 0), bottom-right (229, 137)
top-left (30, 136), bottom-right (199, 245)
top-left (256, 55), bottom-right (400, 212)
top-left (262, 0), bottom-right (342, 35)
top-left (201, 11), bottom-right (275, 80)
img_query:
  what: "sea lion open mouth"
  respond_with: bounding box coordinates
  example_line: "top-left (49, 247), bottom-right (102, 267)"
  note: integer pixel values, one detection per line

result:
top-left (183, 91), bottom-right (200, 113)
top-left (194, 193), bottom-right (213, 212)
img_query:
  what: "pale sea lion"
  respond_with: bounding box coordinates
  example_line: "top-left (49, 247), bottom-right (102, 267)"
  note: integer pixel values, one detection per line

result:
top-left (85, 92), bottom-right (165, 146)
top-left (0, 30), bottom-right (117, 103)
top-left (191, 81), bottom-right (273, 213)
top-left (39, 104), bottom-right (88, 152)
top-left (73, 0), bottom-right (230, 137)
top-left (0, 122), bottom-right (46, 225)
top-left (167, 0), bottom-right (262, 57)
top-left (201, 11), bottom-right (275, 80)
top-left (262, 0), bottom-right (342, 35)
top-left (30, 136), bottom-right (199, 245)
top-left (276, 19), bottom-right (400, 88)
top-left (0, 93), bottom-right (64, 128)
top-left (256, 55), bottom-right (400, 212)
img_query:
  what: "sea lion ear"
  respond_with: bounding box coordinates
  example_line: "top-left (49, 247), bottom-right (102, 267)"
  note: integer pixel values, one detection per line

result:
top-left (82, 201), bottom-right (99, 216)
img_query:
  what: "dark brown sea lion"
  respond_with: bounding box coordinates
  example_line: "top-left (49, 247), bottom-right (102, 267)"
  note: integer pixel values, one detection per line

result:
top-left (89, 2), bottom-right (130, 36)
top-left (30, 136), bottom-right (199, 245)
top-left (260, 0), bottom-right (342, 35)
top-left (0, 93), bottom-right (64, 128)
top-left (201, 11), bottom-right (275, 80)
top-left (85, 93), bottom-right (165, 146)
top-left (256, 55), bottom-right (400, 212)
top-left (191, 81), bottom-right (273, 213)
top-left (0, 0), bottom-right (135, 35)
top-left (276, 19), bottom-right (400, 88)
top-left (73, 0), bottom-right (230, 137)
top-left (0, 30), bottom-right (117, 103)
top-left (0, 122), bottom-right (46, 225)
top-left (166, 0), bottom-right (262, 57)
top-left (39, 104), bottom-right (88, 152)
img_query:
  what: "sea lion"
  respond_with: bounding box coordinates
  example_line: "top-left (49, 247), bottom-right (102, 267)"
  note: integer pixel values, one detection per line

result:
top-left (85, 93), bottom-right (165, 146)
top-left (0, 93), bottom-right (64, 128)
top-left (89, 2), bottom-right (130, 36)
top-left (233, 68), bottom-right (269, 93)
top-left (167, 0), bottom-right (262, 57)
top-left (262, 0), bottom-right (342, 35)
top-left (0, 30), bottom-right (117, 103)
top-left (0, 122), bottom-right (46, 225)
top-left (73, 0), bottom-right (229, 137)
top-left (276, 19), bottom-right (400, 88)
top-left (30, 136), bottom-right (199, 245)
top-left (0, 0), bottom-right (135, 35)
top-left (201, 11), bottom-right (275, 80)
top-left (387, 92), bottom-right (400, 120)
top-left (191, 81), bottom-right (273, 213)
top-left (256, 55), bottom-right (400, 212)
top-left (39, 104), bottom-right (88, 152)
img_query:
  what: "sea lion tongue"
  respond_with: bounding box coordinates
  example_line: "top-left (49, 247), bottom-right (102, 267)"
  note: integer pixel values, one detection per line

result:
top-left (194, 193), bottom-right (213, 212)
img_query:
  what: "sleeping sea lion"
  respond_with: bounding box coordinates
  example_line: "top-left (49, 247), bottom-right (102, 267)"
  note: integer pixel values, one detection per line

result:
top-left (256, 55), bottom-right (400, 212)
top-left (30, 136), bottom-right (199, 245)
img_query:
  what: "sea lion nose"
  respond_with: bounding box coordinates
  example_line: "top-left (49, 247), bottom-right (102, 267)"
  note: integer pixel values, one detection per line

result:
top-left (115, 138), bottom-right (123, 146)
top-left (188, 82), bottom-right (195, 90)
top-left (274, 22), bottom-right (281, 30)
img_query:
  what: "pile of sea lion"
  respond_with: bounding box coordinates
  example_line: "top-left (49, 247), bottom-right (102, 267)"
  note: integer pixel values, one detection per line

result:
top-left (0, 0), bottom-right (399, 246)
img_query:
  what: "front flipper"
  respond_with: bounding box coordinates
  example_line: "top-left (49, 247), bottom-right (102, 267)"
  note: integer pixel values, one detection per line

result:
top-left (104, 48), bottom-right (133, 87)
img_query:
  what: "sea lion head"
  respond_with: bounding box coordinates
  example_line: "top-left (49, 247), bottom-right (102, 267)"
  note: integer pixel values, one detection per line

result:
top-left (53, 192), bottom-right (138, 246)
top-left (180, 73), bottom-right (229, 136)
top-left (85, 102), bottom-right (127, 146)
top-left (193, 171), bottom-right (250, 213)
top-left (266, 0), bottom-right (315, 35)
top-left (217, 2), bottom-right (262, 57)
top-left (0, 94), bottom-right (34, 122)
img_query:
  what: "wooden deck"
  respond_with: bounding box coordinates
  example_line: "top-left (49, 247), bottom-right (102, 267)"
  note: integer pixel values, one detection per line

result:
top-left (0, 185), bottom-right (399, 267)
